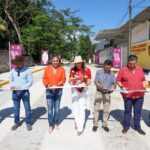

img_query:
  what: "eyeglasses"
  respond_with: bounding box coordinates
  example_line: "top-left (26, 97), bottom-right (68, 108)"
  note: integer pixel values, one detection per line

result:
top-left (17, 70), bottom-right (20, 76)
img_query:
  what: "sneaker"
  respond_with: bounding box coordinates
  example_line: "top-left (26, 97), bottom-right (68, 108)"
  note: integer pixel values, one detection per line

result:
top-left (122, 128), bottom-right (128, 133)
top-left (26, 124), bottom-right (32, 131)
top-left (11, 124), bottom-right (20, 130)
top-left (92, 126), bottom-right (98, 132)
top-left (102, 126), bottom-right (109, 132)
top-left (136, 129), bottom-right (146, 135)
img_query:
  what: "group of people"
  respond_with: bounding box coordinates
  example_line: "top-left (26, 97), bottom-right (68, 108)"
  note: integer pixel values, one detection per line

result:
top-left (8, 54), bottom-right (150, 136)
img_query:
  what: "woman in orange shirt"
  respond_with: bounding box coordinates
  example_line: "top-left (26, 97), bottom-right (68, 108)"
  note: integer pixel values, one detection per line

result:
top-left (42, 55), bottom-right (66, 132)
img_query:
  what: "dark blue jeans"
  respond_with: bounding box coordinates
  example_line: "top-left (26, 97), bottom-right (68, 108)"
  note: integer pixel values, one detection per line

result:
top-left (46, 89), bottom-right (62, 126)
top-left (123, 97), bottom-right (144, 130)
top-left (12, 90), bottom-right (31, 125)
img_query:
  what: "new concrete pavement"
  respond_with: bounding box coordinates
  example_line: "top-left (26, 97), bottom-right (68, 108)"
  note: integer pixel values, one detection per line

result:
top-left (0, 65), bottom-right (150, 150)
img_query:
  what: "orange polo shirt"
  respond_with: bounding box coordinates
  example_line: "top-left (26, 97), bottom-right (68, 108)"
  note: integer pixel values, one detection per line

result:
top-left (42, 66), bottom-right (66, 87)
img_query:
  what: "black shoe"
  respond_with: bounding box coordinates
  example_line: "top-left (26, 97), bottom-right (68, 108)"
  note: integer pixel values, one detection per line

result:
top-left (26, 124), bottom-right (32, 131)
top-left (122, 128), bottom-right (128, 133)
top-left (92, 126), bottom-right (98, 132)
top-left (102, 126), bottom-right (109, 132)
top-left (11, 124), bottom-right (20, 130)
top-left (136, 129), bottom-right (146, 135)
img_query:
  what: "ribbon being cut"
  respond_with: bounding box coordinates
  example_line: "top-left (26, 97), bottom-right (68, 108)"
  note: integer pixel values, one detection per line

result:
top-left (0, 85), bottom-right (150, 93)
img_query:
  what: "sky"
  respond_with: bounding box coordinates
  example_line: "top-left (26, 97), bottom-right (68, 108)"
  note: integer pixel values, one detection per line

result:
top-left (52, 0), bottom-right (150, 36)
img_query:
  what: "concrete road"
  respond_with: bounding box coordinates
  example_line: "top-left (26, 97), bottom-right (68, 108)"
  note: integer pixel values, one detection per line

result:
top-left (0, 66), bottom-right (150, 150)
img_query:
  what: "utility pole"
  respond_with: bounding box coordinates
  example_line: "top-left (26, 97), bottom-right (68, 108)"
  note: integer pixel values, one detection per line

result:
top-left (128, 0), bottom-right (132, 56)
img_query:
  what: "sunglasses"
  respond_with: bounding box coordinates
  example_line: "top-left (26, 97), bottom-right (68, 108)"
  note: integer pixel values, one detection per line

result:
top-left (17, 70), bottom-right (20, 76)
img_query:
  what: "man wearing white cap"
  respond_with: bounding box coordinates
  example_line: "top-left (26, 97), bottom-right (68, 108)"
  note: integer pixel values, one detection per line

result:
top-left (69, 56), bottom-right (91, 136)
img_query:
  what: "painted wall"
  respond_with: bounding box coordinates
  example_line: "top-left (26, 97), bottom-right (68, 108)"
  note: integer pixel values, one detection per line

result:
top-left (99, 47), bottom-right (113, 64)
top-left (0, 50), bottom-right (9, 73)
top-left (0, 50), bottom-right (34, 73)
top-left (131, 40), bottom-right (150, 70)
top-left (132, 20), bottom-right (149, 44)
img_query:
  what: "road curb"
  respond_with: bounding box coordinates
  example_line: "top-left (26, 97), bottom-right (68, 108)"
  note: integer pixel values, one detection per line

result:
top-left (32, 67), bottom-right (45, 74)
top-left (0, 80), bottom-right (9, 87)
top-left (0, 67), bottom-right (45, 87)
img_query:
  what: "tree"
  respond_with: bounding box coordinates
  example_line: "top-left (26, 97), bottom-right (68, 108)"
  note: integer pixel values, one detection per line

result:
top-left (0, 0), bottom-right (94, 62)
top-left (0, 0), bottom-right (47, 43)
top-left (78, 35), bottom-right (92, 61)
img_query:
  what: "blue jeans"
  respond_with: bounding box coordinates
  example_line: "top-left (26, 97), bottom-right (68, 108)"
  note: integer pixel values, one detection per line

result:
top-left (123, 97), bottom-right (144, 130)
top-left (46, 89), bottom-right (62, 126)
top-left (12, 90), bottom-right (31, 125)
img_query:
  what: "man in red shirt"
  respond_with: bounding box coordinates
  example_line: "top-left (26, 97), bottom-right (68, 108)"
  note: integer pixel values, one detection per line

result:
top-left (117, 55), bottom-right (147, 135)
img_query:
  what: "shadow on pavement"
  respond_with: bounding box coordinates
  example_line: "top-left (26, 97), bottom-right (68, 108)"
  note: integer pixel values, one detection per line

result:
top-left (31, 107), bottom-right (47, 125)
top-left (142, 109), bottom-right (150, 127)
top-left (59, 106), bottom-right (71, 124)
top-left (110, 109), bottom-right (124, 127)
top-left (0, 107), bottom-right (14, 123)
top-left (83, 109), bottom-right (91, 130)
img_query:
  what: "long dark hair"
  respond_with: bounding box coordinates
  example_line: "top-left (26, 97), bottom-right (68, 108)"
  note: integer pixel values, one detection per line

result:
top-left (73, 62), bottom-right (87, 75)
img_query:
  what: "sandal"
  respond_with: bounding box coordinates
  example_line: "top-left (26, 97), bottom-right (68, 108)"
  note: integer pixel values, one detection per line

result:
top-left (75, 125), bottom-right (77, 130)
top-left (77, 131), bottom-right (82, 136)
top-left (54, 125), bottom-right (59, 130)
top-left (48, 127), bottom-right (53, 133)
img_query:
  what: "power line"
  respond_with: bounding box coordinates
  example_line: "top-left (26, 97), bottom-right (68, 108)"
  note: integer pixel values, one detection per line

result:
top-left (133, 0), bottom-right (149, 8)
top-left (135, 5), bottom-right (150, 8)
top-left (115, 11), bottom-right (128, 28)
top-left (115, 0), bottom-right (150, 28)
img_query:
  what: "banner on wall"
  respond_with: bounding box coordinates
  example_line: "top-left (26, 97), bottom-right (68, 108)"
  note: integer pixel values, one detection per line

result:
top-left (95, 52), bottom-right (99, 64)
top-left (131, 41), bottom-right (150, 70)
top-left (113, 48), bottom-right (122, 69)
top-left (41, 50), bottom-right (49, 65)
top-left (9, 44), bottom-right (22, 69)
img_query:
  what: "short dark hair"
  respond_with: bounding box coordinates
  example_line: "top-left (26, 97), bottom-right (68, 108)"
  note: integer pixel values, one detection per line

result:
top-left (51, 55), bottom-right (61, 63)
top-left (128, 54), bottom-right (138, 62)
top-left (104, 59), bottom-right (113, 66)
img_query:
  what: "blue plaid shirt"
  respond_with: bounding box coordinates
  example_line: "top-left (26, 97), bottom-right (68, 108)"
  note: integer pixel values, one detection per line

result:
top-left (10, 66), bottom-right (33, 90)
top-left (94, 69), bottom-right (116, 93)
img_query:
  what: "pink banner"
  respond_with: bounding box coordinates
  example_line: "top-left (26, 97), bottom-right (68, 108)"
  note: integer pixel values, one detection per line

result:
top-left (41, 50), bottom-right (49, 65)
top-left (95, 52), bottom-right (99, 64)
top-left (10, 44), bottom-right (22, 69)
top-left (113, 48), bottom-right (122, 68)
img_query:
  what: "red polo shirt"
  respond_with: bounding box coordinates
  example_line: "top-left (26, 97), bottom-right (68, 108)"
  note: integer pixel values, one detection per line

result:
top-left (117, 66), bottom-right (145, 99)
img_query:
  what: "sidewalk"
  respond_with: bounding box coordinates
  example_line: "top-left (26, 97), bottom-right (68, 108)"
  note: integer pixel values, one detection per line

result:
top-left (0, 65), bottom-right (46, 87)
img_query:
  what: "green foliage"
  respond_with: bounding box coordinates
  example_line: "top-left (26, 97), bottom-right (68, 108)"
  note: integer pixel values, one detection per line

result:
top-left (78, 35), bottom-right (93, 61)
top-left (0, 0), bottom-right (93, 62)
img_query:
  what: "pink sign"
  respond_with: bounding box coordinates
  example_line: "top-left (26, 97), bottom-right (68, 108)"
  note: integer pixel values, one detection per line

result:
top-left (41, 50), bottom-right (49, 65)
top-left (95, 52), bottom-right (99, 64)
top-left (10, 44), bottom-right (22, 69)
top-left (113, 48), bottom-right (122, 68)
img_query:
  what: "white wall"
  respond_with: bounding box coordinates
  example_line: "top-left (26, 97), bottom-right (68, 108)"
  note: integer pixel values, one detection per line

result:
top-left (132, 20), bottom-right (149, 44)
top-left (121, 44), bottom-right (128, 67)
top-left (117, 43), bottom-right (128, 67)
top-left (99, 47), bottom-right (113, 64)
